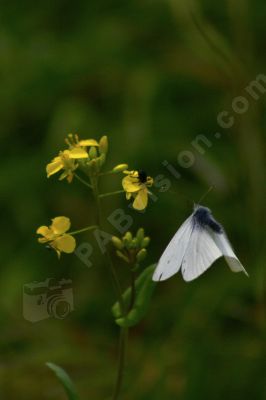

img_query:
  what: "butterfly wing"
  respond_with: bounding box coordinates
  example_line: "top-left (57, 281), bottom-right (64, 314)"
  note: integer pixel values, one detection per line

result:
top-left (152, 216), bottom-right (194, 281)
top-left (181, 226), bottom-right (222, 282)
top-left (211, 231), bottom-right (248, 276)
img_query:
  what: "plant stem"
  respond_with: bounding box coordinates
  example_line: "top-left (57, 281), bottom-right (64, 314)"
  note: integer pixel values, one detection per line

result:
top-left (69, 225), bottom-right (98, 235)
top-left (112, 266), bottom-right (136, 400)
top-left (99, 190), bottom-right (124, 199)
top-left (91, 175), bottom-right (128, 400)
top-left (128, 269), bottom-right (136, 311)
top-left (74, 173), bottom-right (93, 189)
top-left (112, 327), bottom-right (128, 400)
top-left (91, 177), bottom-right (125, 314)
top-left (99, 170), bottom-right (116, 176)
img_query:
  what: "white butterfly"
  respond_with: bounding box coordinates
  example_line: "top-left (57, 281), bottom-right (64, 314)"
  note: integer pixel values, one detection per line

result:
top-left (153, 205), bottom-right (248, 282)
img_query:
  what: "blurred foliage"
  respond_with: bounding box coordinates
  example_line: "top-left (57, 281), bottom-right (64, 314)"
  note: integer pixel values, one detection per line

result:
top-left (0, 0), bottom-right (265, 399)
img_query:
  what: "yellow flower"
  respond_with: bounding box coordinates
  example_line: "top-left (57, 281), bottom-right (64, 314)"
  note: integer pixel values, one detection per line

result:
top-left (122, 170), bottom-right (153, 210)
top-left (65, 133), bottom-right (99, 150)
top-left (46, 134), bottom-right (102, 182)
top-left (66, 134), bottom-right (108, 172)
top-left (36, 216), bottom-right (76, 258)
top-left (46, 149), bottom-right (88, 183)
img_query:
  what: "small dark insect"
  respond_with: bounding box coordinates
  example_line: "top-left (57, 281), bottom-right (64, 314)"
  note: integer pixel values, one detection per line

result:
top-left (138, 170), bottom-right (148, 183)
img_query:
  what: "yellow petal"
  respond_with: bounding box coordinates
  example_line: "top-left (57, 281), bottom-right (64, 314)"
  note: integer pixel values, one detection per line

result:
top-left (36, 226), bottom-right (55, 240)
top-left (123, 170), bottom-right (136, 176)
top-left (62, 149), bottom-right (70, 157)
top-left (36, 225), bottom-right (50, 236)
top-left (133, 189), bottom-right (148, 210)
top-left (46, 160), bottom-right (63, 177)
top-left (51, 155), bottom-right (61, 163)
top-left (53, 234), bottom-right (76, 253)
top-left (38, 237), bottom-right (49, 243)
top-left (78, 139), bottom-right (99, 147)
top-left (68, 148), bottom-right (88, 159)
top-left (122, 176), bottom-right (140, 193)
top-left (51, 216), bottom-right (71, 234)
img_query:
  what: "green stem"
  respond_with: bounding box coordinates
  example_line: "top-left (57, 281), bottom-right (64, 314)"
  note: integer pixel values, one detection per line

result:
top-left (99, 190), bottom-right (124, 199)
top-left (112, 327), bottom-right (128, 400)
top-left (99, 170), bottom-right (116, 176)
top-left (69, 225), bottom-right (98, 236)
top-left (91, 176), bottom-right (128, 400)
top-left (112, 263), bottom-right (137, 400)
top-left (74, 173), bottom-right (93, 189)
top-left (128, 269), bottom-right (136, 311)
top-left (91, 178), bottom-right (125, 314)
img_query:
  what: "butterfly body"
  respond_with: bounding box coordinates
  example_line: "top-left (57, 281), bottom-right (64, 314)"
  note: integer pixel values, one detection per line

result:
top-left (153, 205), bottom-right (248, 282)
top-left (193, 205), bottom-right (223, 234)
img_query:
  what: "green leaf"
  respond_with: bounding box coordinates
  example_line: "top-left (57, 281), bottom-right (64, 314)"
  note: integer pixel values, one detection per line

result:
top-left (46, 362), bottom-right (80, 400)
top-left (112, 264), bottom-right (157, 328)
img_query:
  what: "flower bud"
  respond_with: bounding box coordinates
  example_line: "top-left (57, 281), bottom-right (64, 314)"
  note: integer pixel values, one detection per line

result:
top-left (111, 236), bottom-right (124, 250)
top-left (123, 231), bottom-right (132, 247)
top-left (99, 136), bottom-right (108, 155)
top-left (141, 237), bottom-right (150, 248)
top-left (112, 164), bottom-right (128, 173)
top-left (136, 248), bottom-right (147, 263)
top-left (116, 250), bottom-right (130, 263)
top-left (131, 238), bottom-right (138, 248)
top-left (97, 153), bottom-right (106, 167)
top-left (89, 146), bottom-right (97, 159)
top-left (136, 228), bottom-right (145, 244)
top-left (88, 158), bottom-right (98, 174)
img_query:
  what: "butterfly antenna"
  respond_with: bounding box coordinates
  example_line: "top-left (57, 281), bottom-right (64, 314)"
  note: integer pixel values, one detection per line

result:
top-left (197, 185), bottom-right (214, 205)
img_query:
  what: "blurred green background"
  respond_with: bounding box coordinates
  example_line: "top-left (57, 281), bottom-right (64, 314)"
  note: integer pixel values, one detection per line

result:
top-left (0, 0), bottom-right (265, 399)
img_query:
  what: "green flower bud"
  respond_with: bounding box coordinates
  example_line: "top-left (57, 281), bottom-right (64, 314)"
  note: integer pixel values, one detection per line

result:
top-left (88, 158), bottom-right (99, 174)
top-left (136, 248), bottom-right (147, 263)
top-left (136, 228), bottom-right (145, 244)
top-left (141, 237), bottom-right (150, 248)
top-left (116, 250), bottom-right (130, 263)
top-left (97, 153), bottom-right (106, 167)
top-left (131, 238), bottom-right (138, 248)
top-left (123, 231), bottom-right (132, 247)
top-left (111, 236), bottom-right (124, 250)
top-left (89, 146), bottom-right (97, 159)
top-left (99, 136), bottom-right (108, 155)
top-left (112, 164), bottom-right (128, 173)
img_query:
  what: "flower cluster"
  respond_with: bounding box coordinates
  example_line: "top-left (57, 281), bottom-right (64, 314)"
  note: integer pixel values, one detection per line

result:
top-left (111, 228), bottom-right (150, 265)
top-left (36, 132), bottom-right (157, 400)
top-left (37, 134), bottom-right (154, 257)
top-left (46, 134), bottom-right (107, 182)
